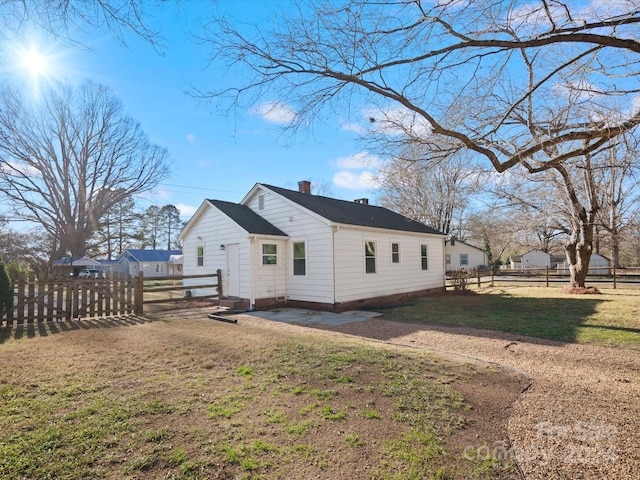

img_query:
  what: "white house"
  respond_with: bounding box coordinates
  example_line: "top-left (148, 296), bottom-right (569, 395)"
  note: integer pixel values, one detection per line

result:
top-left (445, 238), bottom-right (486, 271)
top-left (557, 252), bottom-right (611, 275)
top-left (116, 249), bottom-right (183, 278)
top-left (180, 181), bottom-right (446, 311)
top-left (510, 249), bottom-right (551, 270)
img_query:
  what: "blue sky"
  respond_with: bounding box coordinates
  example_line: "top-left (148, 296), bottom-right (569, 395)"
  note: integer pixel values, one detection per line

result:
top-left (3, 0), bottom-right (381, 221)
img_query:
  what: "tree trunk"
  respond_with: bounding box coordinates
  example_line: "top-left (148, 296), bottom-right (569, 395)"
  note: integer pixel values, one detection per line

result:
top-left (563, 204), bottom-right (595, 288)
top-left (564, 241), bottom-right (592, 288)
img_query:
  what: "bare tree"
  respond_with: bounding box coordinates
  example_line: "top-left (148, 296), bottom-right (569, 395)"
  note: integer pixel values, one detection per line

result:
top-left (203, 1), bottom-right (640, 287)
top-left (466, 209), bottom-right (520, 273)
top-left (594, 138), bottom-right (640, 267)
top-left (0, 80), bottom-right (170, 259)
top-left (376, 148), bottom-right (479, 235)
top-left (0, 0), bottom-right (162, 46)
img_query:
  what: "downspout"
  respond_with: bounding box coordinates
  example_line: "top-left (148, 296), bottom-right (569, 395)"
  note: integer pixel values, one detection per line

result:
top-left (249, 236), bottom-right (256, 310)
top-left (331, 224), bottom-right (338, 308)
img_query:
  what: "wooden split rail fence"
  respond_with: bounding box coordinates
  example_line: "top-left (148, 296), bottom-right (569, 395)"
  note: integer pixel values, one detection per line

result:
top-left (1, 270), bottom-right (222, 326)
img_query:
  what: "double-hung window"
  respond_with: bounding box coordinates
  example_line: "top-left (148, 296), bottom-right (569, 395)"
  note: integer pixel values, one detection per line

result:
top-left (262, 244), bottom-right (277, 265)
top-left (293, 242), bottom-right (306, 275)
top-left (420, 244), bottom-right (428, 270)
top-left (365, 241), bottom-right (376, 274)
top-left (391, 242), bottom-right (400, 264)
top-left (460, 253), bottom-right (469, 266)
top-left (197, 246), bottom-right (204, 267)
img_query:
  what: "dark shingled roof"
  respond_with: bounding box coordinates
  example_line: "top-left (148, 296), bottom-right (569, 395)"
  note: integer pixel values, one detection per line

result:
top-left (262, 184), bottom-right (444, 235)
top-left (209, 199), bottom-right (288, 236)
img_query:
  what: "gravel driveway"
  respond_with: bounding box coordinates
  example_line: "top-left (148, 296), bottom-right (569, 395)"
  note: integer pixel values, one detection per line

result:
top-left (231, 309), bottom-right (639, 479)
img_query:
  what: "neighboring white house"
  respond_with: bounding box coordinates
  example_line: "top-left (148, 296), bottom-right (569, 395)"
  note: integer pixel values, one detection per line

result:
top-left (557, 253), bottom-right (611, 275)
top-left (510, 249), bottom-right (551, 270)
top-left (116, 249), bottom-right (183, 278)
top-left (180, 181), bottom-right (446, 311)
top-left (445, 238), bottom-right (486, 271)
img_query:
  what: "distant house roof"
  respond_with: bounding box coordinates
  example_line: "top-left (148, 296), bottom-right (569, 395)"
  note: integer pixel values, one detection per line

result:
top-left (53, 256), bottom-right (101, 267)
top-left (261, 184), bottom-right (443, 236)
top-left (122, 249), bottom-right (183, 263)
top-left (208, 199), bottom-right (288, 237)
top-left (446, 237), bottom-right (485, 252)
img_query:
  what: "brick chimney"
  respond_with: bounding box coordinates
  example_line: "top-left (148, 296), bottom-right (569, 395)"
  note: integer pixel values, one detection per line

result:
top-left (298, 180), bottom-right (311, 194)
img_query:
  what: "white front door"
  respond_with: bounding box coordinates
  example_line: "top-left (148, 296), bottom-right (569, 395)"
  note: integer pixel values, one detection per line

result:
top-left (226, 243), bottom-right (240, 298)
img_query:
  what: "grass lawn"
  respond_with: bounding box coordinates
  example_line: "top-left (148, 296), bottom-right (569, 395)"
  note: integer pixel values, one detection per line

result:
top-left (0, 316), bottom-right (525, 480)
top-left (381, 286), bottom-right (640, 349)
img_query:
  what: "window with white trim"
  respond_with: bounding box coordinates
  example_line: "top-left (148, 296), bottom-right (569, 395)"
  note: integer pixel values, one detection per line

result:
top-left (446, 254), bottom-right (451, 265)
top-left (197, 246), bottom-right (204, 267)
top-left (391, 242), bottom-right (400, 264)
top-left (262, 243), bottom-right (277, 265)
top-left (420, 244), bottom-right (428, 270)
top-left (365, 240), bottom-right (376, 274)
top-left (293, 241), bottom-right (306, 276)
top-left (460, 253), bottom-right (469, 266)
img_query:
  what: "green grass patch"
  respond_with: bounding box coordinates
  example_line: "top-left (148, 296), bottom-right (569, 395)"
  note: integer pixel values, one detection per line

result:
top-left (382, 286), bottom-right (640, 348)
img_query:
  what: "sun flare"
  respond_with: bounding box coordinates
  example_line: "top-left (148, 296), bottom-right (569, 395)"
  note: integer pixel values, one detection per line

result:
top-left (22, 48), bottom-right (49, 77)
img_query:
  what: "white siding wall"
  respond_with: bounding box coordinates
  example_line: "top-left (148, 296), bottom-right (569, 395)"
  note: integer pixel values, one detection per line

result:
top-left (245, 190), bottom-right (335, 303)
top-left (250, 238), bottom-right (288, 301)
top-left (182, 204), bottom-right (252, 299)
top-left (333, 227), bottom-right (445, 304)
top-left (445, 241), bottom-right (486, 270)
top-left (522, 250), bottom-right (551, 269)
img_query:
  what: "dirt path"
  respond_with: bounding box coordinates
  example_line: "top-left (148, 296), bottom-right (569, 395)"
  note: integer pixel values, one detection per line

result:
top-left (319, 319), bottom-right (640, 480)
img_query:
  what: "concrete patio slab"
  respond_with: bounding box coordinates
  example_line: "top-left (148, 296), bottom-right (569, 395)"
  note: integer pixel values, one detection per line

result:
top-left (241, 308), bottom-right (383, 326)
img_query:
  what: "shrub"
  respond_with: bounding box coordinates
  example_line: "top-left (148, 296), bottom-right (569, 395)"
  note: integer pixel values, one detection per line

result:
top-left (449, 269), bottom-right (470, 291)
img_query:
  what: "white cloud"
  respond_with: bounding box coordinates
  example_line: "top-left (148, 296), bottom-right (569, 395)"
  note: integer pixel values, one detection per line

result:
top-left (186, 133), bottom-right (196, 143)
top-left (141, 187), bottom-right (172, 201)
top-left (250, 101), bottom-right (296, 124)
top-left (340, 122), bottom-right (366, 134)
top-left (335, 152), bottom-right (382, 170)
top-left (176, 203), bottom-right (197, 218)
top-left (364, 105), bottom-right (433, 138)
top-left (0, 161), bottom-right (41, 176)
top-left (333, 170), bottom-right (379, 190)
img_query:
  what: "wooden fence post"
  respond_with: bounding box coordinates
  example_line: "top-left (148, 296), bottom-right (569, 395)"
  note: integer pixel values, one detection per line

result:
top-left (137, 272), bottom-right (144, 314)
top-left (477, 269), bottom-right (481, 288)
top-left (546, 266), bottom-right (549, 287)
top-left (216, 269), bottom-right (223, 299)
top-left (613, 265), bottom-right (617, 290)
top-left (491, 269), bottom-right (494, 288)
